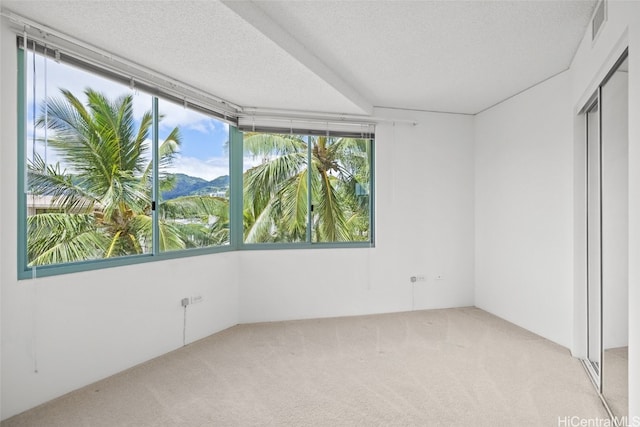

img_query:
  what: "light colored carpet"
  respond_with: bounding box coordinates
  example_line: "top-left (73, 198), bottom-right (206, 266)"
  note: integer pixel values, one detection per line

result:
top-left (603, 346), bottom-right (628, 420)
top-left (2, 307), bottom-right (608, 426)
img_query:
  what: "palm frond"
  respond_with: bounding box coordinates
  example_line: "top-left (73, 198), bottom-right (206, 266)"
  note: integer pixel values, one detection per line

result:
top-left (159, 127), bottom-right (181, 170)
top-left (161, 196), bottom-right (230, 247)
top-left (27, 213), bottom-right (108, 265)
top-left (243, 133), bottom-right (306, 158)
top-left (159, 221), bottom-right (187, 251)
top-left (244, 199), bottom-right (277, 243)
top-left (161, 195), bottom-right (228, 219)
top-left (28, 153), bottom-right (98, 211)
top-left (99, 171), bottom-right (150, 221)
top-left (312, 169), bottom-right (349, 242)
top-left (142, 127), bottom-right (181, 183)
top-left (277, 169), bottom-right (308, 239)
top-left (244, 151), bottom-right (306, 217)
top-left (168, 222), bottom-right (229, 248)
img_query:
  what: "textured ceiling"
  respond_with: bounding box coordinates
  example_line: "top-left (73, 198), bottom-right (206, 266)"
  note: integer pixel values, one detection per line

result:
top-left (248, 0), bottom-right (597, 114)
top-left (3, 0), bottom-right (597, 116)
top-left (2, 0), bottom-right (367, 115)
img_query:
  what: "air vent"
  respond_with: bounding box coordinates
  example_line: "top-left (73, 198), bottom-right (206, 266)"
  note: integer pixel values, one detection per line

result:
top-left (592, 0), bottom-right (606, 41)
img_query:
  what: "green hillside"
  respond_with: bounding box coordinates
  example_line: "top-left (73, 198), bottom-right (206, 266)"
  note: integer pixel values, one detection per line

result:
top-left (162, 173), bottom-right (229, 200)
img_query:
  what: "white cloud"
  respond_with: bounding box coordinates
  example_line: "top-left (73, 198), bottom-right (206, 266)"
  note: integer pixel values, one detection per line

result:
top-left (29, 54), bottom-right (230, 140)
top-left (25, 118), bottom-right (64, 168)
top-left (166, 155), bottom-right (229, 181)
top-left (29, 54), bottom-right (152, 121)
top-left (242, 155), bottom-right (263, 172)
top-left (158, 100), bottom-right (228, 135)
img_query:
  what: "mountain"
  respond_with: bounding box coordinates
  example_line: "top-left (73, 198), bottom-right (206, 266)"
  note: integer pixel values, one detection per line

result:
top-left (161, 173), bottom-right (229, 200)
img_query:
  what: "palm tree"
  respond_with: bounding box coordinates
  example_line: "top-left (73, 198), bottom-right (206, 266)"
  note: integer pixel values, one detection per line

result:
top-left (243, 133), bottom-right (370, 243)
top-left (161, 195), bottom-right (230, 248)
top-left (26, 88), bottom-right (222, 266)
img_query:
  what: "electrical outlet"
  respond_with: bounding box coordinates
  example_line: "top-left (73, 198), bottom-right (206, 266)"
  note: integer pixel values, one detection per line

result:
top-left (190, 295), bottom-right (204, 304)
top-left (416, 275), bottom-right (426, 282)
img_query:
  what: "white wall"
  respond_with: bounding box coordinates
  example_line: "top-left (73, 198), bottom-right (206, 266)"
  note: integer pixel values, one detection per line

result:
top-left (0, 19), bottom-right (477, 417)
top-left (0, 21), bottom-right (239, 419)
top-left (3, 1), bottom-right (639, 421)
top-left (569, 1), bottom-right (640, 418)
top-left (239, 108), bottom-right (476, 323)
top-left (474, 71), bottom-right (574, 348)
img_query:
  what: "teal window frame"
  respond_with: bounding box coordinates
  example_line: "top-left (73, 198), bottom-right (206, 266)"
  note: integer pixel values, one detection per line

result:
top-left (237, 131), bottom-right (375, 250)
top-left (16, 44), bottom-right (237, 280)
top-left (16, 42), bottom-right (375, 281)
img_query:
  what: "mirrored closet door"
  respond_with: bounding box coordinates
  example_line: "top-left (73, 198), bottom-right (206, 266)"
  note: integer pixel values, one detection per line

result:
top-left (600, 54), bottom-right (628, 420)
top-left (584, 51), bottom-right (628, 421)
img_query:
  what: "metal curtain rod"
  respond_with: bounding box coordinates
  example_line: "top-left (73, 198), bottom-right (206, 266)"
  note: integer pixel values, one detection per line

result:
top-left (1, 10), bottom-right (243, 116)
top-left (2, 10), bottom-right (418, 127)
top-left (241, 108), bottom-right (418, 126)
top-left (239, 115), bottom-right (377, 128)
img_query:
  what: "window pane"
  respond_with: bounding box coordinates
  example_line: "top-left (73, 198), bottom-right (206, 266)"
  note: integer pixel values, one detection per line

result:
top-left (310, 136), bottom-right (371, 242)
top-left (26, 50), bottom-right (153, 266)
top-left (242, 133), bottom-right (309, 243)
top-left (157, 100), bottom-right (230, 251)
top-left (241, 132), bottom-right (372, 245)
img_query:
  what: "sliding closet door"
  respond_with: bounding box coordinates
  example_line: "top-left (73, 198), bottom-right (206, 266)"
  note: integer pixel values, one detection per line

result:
top-left (586, 96), bottom-right (602, 389)
top-left (583, 52), bottom-right (629, 407)
top-left (601, 56), bottom-right (629, 419)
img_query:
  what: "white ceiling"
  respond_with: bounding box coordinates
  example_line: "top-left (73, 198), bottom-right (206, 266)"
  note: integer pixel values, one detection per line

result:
top-left (3, 0), bottom-right (597, 116)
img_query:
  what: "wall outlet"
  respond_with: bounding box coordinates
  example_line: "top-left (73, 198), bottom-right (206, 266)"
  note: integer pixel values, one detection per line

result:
top-left (190, 295), bottom-right (204, 304)
top-left (416, 275), bottom-right (426, 282)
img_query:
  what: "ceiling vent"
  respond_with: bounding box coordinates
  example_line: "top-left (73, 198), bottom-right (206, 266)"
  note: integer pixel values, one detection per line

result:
top-left (592, 0), bottom-right (606, 41)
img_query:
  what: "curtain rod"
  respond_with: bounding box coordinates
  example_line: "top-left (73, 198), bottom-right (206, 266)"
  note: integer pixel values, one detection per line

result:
top-left (241, 107), bottom-right (418, 126)
top-left (2, 10), bottom-right (418, 127)
top-left (2, 11), bottom-right (243, 118)
top-left (239, 114), bottom-right (377, 128)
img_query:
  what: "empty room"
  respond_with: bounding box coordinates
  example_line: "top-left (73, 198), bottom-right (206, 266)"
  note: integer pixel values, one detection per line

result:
top-left (0, 0), bottom-right (638, 425)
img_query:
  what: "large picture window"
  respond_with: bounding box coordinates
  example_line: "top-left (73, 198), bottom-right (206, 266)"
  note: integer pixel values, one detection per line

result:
top-left (17, 38), bottom-right (374, 279)
top-left (242, 132), bottom-right (373, 245)
top-left (19, 41), bottom-right (232, 278)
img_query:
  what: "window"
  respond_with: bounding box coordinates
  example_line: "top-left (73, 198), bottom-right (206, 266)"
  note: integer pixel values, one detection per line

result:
top-left (157, 99), bottom-right (231, 251)
top-left (17, 37), bottom-right (374, 279)
top-left (23, 45), bottom-right (156, 267)
top-left (242, 132), bottom-right (309, 243)
top-left (242, 132), bottom-right (373, 245)
top-left (18, 40), bottom-right (233, 278)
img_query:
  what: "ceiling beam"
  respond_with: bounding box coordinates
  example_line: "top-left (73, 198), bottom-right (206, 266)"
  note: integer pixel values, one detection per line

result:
top-left (221, 0), bottom-right (373, 115)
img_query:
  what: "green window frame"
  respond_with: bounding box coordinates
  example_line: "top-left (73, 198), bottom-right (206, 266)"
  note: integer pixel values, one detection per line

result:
top-left (238, 131), bottom-right (375, 250)
top-left (17, 39), bottom-right (375, 280)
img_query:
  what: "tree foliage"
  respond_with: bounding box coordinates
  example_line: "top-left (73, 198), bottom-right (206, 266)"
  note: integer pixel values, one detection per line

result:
top-left (242, 133), bottom-right (370, 243)
top-left (26, 90), bottom-right (371, 267)
top-left (27, 89), bottom-right (227, 266)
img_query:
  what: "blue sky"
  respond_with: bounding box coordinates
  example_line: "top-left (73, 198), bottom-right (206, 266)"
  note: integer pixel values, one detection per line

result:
top-left (26, 50), bottom-right (233, 181)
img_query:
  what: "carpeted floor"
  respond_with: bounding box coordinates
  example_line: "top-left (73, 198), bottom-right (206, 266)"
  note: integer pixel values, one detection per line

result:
top-left (603, 346), bottom-right (628, 421)
top-left (2, 307), bottom-right (608, 426)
